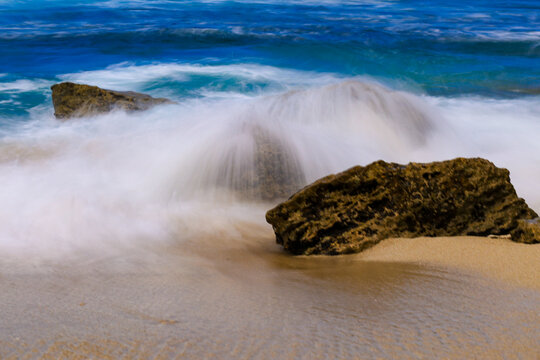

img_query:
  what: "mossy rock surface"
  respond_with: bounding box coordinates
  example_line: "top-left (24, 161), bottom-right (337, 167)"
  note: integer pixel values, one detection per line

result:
top-left (266, 158), bottom-right (539, 255)
top-left (51, 82), bottom-right (174, 119)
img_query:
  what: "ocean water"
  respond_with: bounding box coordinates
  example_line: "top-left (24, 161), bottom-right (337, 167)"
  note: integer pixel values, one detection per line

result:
top-left (0, 1), bottom-right (539, 358)
top-left (0, 0), bottom-right (539, 256)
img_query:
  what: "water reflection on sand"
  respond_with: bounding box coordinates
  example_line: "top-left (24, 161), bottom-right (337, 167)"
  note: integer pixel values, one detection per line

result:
top-left (1, 225), bottom-right (539, 359)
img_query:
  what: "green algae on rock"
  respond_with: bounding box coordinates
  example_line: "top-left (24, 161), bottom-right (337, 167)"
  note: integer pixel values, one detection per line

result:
top-left (266, 158), bottom-right (539, 255)
top-left (51, 82), bottom-right (174, 119)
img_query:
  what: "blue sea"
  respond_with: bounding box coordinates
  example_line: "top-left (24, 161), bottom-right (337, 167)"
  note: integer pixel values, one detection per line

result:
top-left (1, 0), bottom-right (540, 115)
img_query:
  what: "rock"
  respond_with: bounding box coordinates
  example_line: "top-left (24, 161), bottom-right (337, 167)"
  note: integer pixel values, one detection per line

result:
top-left (219, 124), bottom-right (305, 201)
top-left (251, 127), bottom-right (305, 201)
top-left (511, 218), bottom-right (540, 244)
top-left (266, 158), bottom-right (539, 255)
top-left (51, 82), bottom-right (174, 119)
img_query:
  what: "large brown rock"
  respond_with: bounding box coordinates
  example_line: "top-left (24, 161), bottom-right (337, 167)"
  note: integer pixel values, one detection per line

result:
top-left (51, 82), bottom-right (173, 119)
top-left (266, 158), bottom-right (539, 255)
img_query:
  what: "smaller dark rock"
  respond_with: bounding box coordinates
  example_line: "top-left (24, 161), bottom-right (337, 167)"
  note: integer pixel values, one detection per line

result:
top-left (51, 82), bottom-right (174, 119)
top-left (511, 218), bottom-right (540, 244)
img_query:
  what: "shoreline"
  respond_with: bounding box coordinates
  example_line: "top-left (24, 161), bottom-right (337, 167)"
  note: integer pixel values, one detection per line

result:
top-left (357, 236), bottom-right (540, 291)
top-left (1, 232), bottom-right (539, 358)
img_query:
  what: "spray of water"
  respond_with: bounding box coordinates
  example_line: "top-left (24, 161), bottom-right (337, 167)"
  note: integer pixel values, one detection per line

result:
top-left (0, 78), bottom-right (538, 263)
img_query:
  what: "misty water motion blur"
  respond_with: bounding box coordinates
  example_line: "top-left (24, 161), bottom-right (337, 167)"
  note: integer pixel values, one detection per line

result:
top-left (0, 72), bottom-right (539, 261)
top-left (0, 0), bottom-right (539, 266)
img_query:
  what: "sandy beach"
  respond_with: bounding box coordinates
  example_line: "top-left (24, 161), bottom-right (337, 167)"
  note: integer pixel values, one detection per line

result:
top-left (360, 236), bottom-right (540, 290)
top-left (1, 229), bottom-right (539, 359)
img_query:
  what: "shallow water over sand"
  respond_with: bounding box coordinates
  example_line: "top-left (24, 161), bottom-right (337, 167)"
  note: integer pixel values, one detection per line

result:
top-left (1, 224), bottom-right (539, 359)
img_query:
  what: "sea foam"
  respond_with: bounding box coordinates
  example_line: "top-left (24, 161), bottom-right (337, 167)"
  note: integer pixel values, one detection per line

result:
top-left (0, 74), bottom-right (538, 263)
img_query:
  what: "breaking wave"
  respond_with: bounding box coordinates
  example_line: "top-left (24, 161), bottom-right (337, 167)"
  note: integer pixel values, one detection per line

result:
top-left (0, 75), bottom-right (538, 262)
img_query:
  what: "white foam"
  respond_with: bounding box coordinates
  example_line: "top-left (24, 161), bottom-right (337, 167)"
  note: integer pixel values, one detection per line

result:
top-left (0, 79), bottom-right (538, 263)
top-left (59, 62), bottom-right (342, 94)
top-left (425, 95), bottom-right (540, 210)
top-left (473, 30), bottom-right (540, 41)
top-left (0, 79), bottom-right (53, 92)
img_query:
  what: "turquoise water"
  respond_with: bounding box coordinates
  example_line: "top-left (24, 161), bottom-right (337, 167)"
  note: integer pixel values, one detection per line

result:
top-left (1, 0), bottom-right (539, 118)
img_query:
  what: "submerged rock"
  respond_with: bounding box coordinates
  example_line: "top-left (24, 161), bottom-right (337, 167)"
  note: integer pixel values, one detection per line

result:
top-left (51, 82), bottom-right (173, 119)
top-left (266, 158), bottom-right (539, 255)
top-left (226, 124), bottom-right (305, 201)
top-left (251, 127), bottom-right (305, 201)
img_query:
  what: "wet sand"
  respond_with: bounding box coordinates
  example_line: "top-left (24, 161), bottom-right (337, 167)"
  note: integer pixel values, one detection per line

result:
top-left (1, 229), bottom-right (539, 359)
